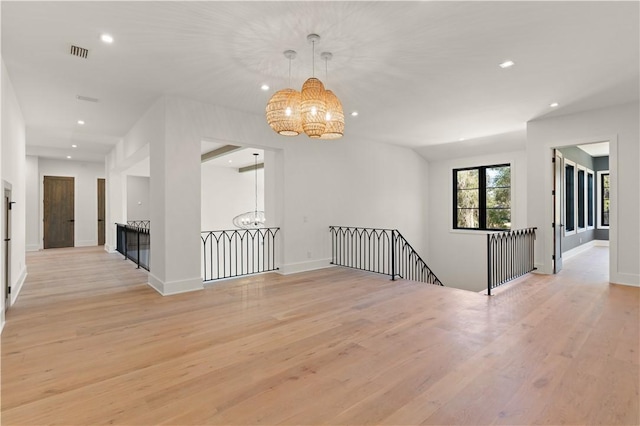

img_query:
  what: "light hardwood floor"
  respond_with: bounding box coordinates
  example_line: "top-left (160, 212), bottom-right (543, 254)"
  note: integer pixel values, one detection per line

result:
top-left (1, 246), bottom-right (638, 425)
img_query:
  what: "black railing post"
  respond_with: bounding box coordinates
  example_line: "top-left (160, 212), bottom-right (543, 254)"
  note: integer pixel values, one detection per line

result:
top-left (487, 233), bottom-right (492, 296)
top-left (390, 229), bottom-right (396, 281)
top-left (137, 230), bottom-right (141, 269)
top-left (123, 226), bottom-right (128, 261)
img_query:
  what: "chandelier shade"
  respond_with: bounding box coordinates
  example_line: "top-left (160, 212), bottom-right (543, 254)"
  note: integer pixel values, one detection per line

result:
top-left (320, 89), bottom-right (344, 139)
top-left (266, 88), bottom-right (303, 136)
top-left (265, 35), bottom-right (344, 140)
top-left (300, 77), bottom-right (327, 138)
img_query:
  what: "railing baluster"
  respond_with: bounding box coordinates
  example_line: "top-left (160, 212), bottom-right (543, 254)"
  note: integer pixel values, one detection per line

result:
top-left (201, 228), bottom-right (280, 282)
top-left (328, 226), bottom-right (442, 286)
top-left (487, 227), bottom-right (537, 295)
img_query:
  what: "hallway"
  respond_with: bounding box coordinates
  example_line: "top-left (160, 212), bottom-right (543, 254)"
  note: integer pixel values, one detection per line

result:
top-left (1, 245), bottom-right (638, 425)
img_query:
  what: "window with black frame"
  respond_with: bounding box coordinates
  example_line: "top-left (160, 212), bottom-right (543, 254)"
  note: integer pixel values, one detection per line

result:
top-left (601, 172), bottom-right (610, 227)
top-left (453, 164), bottom-right (511, 230)
top-left (565, 162), bottom-right (575, 233)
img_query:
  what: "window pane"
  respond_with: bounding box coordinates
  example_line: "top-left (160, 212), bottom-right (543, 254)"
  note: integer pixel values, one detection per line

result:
top-left (457, 189), bottom-right (479, 209)
top-left (565, 164), bottom-right (575, 232)
top-left (486, 166), bottom-right (510, 188)
top-left (602, 173), bottom-right (610, 226)
top-left (486, 188), bottom-right (510, 208)
top-left (588, 173), bottom-right (594, 227)
top-left (457, 208), bottom-right (479, 228)
top-left (487, 208), bottom-right (511, 230)
top-left (577, 170), bottom-right (585, 229)
top-left (457, 169), bottom-right (479, 189)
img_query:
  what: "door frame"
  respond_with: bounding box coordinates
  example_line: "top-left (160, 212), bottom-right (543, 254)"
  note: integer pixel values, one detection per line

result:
top-left (547, 136), bottom-right (614, 282)
top-left (553, 150), bottom-right (564, 273)
top-left (40, 173), bottom-right (77, 250)
top-left (42, 175), bottom-right (75, 249)
top-left (2, 180), bottom-right (12, 311)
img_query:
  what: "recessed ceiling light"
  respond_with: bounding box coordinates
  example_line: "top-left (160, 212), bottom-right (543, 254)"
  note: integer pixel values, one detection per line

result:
top-left (71, 144), bottom-right (77, 148)
top-left (228, 160), bottom-right (233, 163)
top-left (351, 111), bottom-right (359, 117)
top-left (499, 60), bottom-right (515, 69)
top-left (77, 120), bottom-right (85, 125)
top-left (261, 84), bottom-right (270, 91)
top-left (100, 34), bottom-right (114, 44)
top-left (550, 102), bottom-right (559, 107)
top-left (459, 138), bottom-right (465, 141)
top-left (66, 156), bottom-right (72, 159)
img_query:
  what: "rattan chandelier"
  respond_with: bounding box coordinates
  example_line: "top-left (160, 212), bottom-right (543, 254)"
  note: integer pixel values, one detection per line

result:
top-left (266, 34), bottom-right (344, 139)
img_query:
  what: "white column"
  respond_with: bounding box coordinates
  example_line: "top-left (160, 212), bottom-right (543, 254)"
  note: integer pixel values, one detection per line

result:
top-left (147, 98), bottom-right (203, 295)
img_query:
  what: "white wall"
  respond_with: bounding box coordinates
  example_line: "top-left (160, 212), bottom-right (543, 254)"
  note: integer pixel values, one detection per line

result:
top-left (126, 175), bottom-right (150, 221)
top-left (1, 59), bottom-right (27, 325)
top-left (527, 102), bottom-right (639, 286)
top-left (201, 164), bottom-right (264, 231)
top-left (108, 96), bottom-right (430, 293)
top-left (426, 147), bottom-right (528, 292)
top-left (25, 155), bottom-right (39, 251)
top-left (37, 158), bottom-right (105, 248)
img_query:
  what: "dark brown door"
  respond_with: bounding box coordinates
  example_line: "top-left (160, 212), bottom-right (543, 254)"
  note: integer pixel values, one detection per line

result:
top-left (44, 176), bottom-right (74, 249)
top-left (97, 178), bottom-right (105, 246)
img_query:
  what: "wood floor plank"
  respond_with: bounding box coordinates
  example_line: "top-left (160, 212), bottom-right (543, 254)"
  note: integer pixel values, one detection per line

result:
top-left (1, 245), bottom-right (637, 425)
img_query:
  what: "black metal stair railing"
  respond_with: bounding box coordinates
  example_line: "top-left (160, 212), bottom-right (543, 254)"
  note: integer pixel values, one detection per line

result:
top-left (329, 226), bottom-right (443, 286)
top-left (201, 228), bottom-right (280, 282)
top-left (487, 227), bottom-right (537, 295)
top-left (127, 220), bottom-right (150, 229)
top-left (115, 223), bottom-right (150, 271)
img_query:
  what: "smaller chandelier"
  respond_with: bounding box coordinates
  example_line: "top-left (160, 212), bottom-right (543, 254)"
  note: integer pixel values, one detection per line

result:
top-left (266, 34), bottom-right (344, 139)
top-left (232, 153), bottom-right (265, 229)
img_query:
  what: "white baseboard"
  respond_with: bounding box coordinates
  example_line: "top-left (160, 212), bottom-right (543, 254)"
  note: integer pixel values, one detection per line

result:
top-left (104, 244), bottom-right (117, 254)
top-left (148, 273), bottom-right (203, 296)
top-left (594, 240), bottom-right (610, 247)
top-left (563, 240), bottom-right (597, 261)
top-left (610, 272), bottom-right (640, 287)
top-left (279, 258), bottom-right (333, 275)
top-left (76, 240), bottom-right (98, 248)
top-left (0, 314), bottom-right (4, 335)
top-left (10, 266), bottom-right (27, 306)
top-left (26, 244), bottom-right (40, 252)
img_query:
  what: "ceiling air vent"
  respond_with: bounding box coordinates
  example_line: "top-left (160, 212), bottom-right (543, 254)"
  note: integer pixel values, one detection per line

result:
top-left (76, 95), bottom-right (99, 103)
top-left (70, 45), bottom-right (88, 59)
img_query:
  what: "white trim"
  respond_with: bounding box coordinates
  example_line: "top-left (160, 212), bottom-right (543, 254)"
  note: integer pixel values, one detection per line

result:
top-left (10, 266), bottom-right (27, 306)
top-left (563, 158), bottom-right (577, 236)
top-left (540, 134), bottom-right (617, 277)
top-left (610, 273), bottom-right (639, 287)
top-left (26, 244), bottom-right (39, 252)
top-left (586, 168), bottom-right (595, 230)
top-left (147, 273), bottom-right (203, 296)
top-left (576, 165), bottom-right (587, 233)
top-left (596, 170), bottom-right (610, 230)
top-left (279, 258), bottom-right (333, 275)
top-left (104, 244), bottom-right (117, 254)
top-left (75, 240), bottom-right (97, 247)
top-left (562, 240), bottom-right (596, 261)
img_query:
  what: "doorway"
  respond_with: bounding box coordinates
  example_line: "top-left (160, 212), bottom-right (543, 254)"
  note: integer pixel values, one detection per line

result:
top-left (44, 176), bottom-right (75, 249)
top-left (3, 186), bottom-right (12, 309)
top-left (552, 142), bottom-right (610, 278)
top-left (97, 178), bottom-right (105, 246)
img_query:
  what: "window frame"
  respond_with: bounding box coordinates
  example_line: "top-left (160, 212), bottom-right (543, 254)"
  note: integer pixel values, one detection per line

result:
top-left (452, 163), bottom-right (511, 231)
top-left (597, 170), bottom-right (610, 230)
top-left (586, 168), bottom-right (595, 230)
top-left (564, 159), bottom-right (576, 236)
top-left (576, 165), bottom-right (586, 233)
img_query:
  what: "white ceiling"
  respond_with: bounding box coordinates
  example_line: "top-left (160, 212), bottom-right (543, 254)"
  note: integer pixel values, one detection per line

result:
top-left (577, 141), bottom-right (610, 158)
top-left (2, 2), bottom-right (638, 163)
